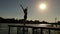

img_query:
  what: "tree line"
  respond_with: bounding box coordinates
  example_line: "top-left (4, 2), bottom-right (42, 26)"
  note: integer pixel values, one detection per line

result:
top-left (0, 17), bottom-right (60, 24)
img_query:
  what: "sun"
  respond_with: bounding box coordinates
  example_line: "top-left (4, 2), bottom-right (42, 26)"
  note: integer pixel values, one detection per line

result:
top-left (39, 3), bottom-right (46, 10)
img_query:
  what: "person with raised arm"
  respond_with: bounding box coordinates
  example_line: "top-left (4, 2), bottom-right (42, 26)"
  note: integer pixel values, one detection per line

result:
top-left (20, 5), bottom-right (28, 20)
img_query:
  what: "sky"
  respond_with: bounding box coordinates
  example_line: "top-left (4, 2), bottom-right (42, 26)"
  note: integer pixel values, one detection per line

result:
top-left (0, 0), bottom-right (60, 22)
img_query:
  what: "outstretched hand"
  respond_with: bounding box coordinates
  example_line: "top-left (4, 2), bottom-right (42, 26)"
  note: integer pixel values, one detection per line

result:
top-left (20, 4), bottom-right (24, 10)
top-left (20, 5), bottom-right (22, 7)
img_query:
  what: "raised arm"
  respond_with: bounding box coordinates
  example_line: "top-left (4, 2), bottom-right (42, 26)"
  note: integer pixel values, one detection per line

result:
top-left (20, 5), bottom-right (24, 10)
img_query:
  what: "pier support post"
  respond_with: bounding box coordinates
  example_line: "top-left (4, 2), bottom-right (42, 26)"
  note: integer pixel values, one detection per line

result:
top-left (8, 26), bottom-right (10, 34)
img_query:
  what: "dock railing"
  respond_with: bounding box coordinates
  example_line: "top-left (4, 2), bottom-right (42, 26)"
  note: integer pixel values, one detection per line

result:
top-left (8, 25), bottom-right (60, 34)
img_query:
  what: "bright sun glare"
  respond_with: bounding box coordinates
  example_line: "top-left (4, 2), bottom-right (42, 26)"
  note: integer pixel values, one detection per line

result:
top-left (39, 3), bottom-right (46, 10)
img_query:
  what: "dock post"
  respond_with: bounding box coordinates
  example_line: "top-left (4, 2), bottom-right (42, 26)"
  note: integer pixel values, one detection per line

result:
top-left (41, 28), bottom-right (43, 34)
top-left (8, 26), bottom-right (10, 34)
top-left (49, 29), bottom-right (50, 34)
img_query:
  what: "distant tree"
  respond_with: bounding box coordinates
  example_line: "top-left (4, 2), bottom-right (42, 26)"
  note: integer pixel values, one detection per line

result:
top-left (0, 17), bottom-right (4, 19)
top-left (34, 20), bottom-right (40, 24)
top-left (58, 21), bottom-right (60, 23)
top-left (41, 21), bottom-right (48, 23)
top-left (0, 17), bottom-right (4, 22)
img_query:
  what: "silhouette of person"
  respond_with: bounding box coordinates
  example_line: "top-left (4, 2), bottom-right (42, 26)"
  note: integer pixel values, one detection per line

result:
top-left (20, 5), bottom-right (27, 20)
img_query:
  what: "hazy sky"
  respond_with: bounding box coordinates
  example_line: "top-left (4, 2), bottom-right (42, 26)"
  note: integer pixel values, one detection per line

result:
top-left (0, 0), bottom-right (60, 22)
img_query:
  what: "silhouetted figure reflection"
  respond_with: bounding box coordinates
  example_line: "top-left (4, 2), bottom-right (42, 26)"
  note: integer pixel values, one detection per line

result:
top-left (20, 5), bottom-right (28, 20)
